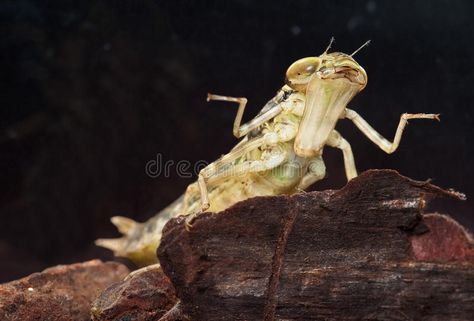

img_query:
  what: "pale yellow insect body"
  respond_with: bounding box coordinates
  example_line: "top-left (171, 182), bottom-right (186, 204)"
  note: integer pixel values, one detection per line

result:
top-left (96, 41), bottom-right (439, 266)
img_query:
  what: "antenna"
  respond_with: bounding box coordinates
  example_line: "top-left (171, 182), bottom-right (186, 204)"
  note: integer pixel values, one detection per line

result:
top-left (323, 37), bottom-right (335, 54)
top-left (350, 40), bottom-right (371, 57)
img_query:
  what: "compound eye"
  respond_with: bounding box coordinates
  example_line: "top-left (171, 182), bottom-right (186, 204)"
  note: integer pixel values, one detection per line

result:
top-left (295, 64), bottom-right (316, 78)
top-left (285, 57), bottom-right (320, 91)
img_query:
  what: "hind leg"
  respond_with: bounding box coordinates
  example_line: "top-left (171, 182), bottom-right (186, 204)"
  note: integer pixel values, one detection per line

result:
top-left (124, 263), bottom-right (161, 281)
top-left (196, 133), bottom-right (280, 212)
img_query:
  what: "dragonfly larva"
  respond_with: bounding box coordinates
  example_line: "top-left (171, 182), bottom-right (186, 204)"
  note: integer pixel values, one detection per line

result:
top-left (96, 39), bottom-right (439, 266)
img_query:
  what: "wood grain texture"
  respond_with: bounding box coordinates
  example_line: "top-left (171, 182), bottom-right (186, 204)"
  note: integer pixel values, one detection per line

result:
top-left (91, 266), bottom-right (177, 321)
top-left (158, 170), bottom-right (473, 321)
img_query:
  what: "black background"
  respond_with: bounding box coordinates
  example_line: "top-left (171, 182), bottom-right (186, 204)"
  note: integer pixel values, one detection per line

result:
top-left (1, 0), bottom-right (473, 282)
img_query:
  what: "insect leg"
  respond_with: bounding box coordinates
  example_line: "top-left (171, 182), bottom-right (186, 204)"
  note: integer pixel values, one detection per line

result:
top-left (194, 133), bottom-right (278, 212)
top-left (199, 148), bottom-right (285, 210)
top-left (184, 145), bottom-right (287, 227)
top-left (197, 174), bottom-right (210, 211)
top-left (297, 156), bottom-right (326, 190)
top-left (181, 182), bottom-right (200, 213)
top-left (207, 94), bottom-right (283, 138)
top-left (344, 108), bottom-right (440, 154)
top-left (326, 130), bottom-right (358, 180)
top-left (124, 263), bottom-right (161, 281)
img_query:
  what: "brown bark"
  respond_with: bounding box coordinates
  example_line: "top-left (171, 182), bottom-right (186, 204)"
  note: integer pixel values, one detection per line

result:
top-left (157, 170), bottom-right (473, 321)
top-left (0, 260), bottom-right (129, 321)
top-left (91, 265), bottom-right (177, 321)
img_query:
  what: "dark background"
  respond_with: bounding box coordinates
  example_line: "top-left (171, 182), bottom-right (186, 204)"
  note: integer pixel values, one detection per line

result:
top-left (1, 0), bottom-right (473, 282)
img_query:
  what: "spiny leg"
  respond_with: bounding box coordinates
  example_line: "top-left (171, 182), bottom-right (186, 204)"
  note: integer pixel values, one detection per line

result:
top-left (207, 94), bottom-right (283, 138)
top-left (344, 108), bottom-right (440, 154)
top-left (326, 130), bottom-right (357, 180)
top-left (297, 156), bottom-right (326, 190)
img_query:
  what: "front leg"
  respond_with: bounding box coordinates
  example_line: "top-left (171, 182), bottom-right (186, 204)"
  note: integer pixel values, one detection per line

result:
top-left (207, 93), bottom-right (284, 138)
top-left (344, 108), bottom-right (440, 154)
top-left (326, 130), bottom-right (357, 181)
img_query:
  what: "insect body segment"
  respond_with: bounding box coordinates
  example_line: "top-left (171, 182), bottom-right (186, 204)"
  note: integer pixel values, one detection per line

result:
top-left (96, 41), bottom-right (439, 267)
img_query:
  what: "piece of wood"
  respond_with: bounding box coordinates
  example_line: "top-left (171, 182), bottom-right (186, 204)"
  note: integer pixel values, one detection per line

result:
top-left (157, 169), bottom-right (473, 321)
top-left (91, 265), bottom-right (177, 321)
top-left (0, 260), bottom-right (129, 321)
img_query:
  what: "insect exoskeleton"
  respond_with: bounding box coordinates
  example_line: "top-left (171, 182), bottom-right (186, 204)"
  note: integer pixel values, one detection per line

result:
top-left (286, 51), bottom-right (368, 158)
top-left (96, 39), bottom-right (440, 267)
